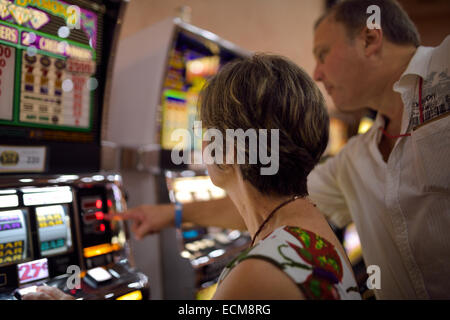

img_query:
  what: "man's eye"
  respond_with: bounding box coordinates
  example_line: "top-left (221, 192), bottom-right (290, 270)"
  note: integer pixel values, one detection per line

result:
top-left (318, 52), bottom-right (325, 63)
top-left (316, 49), bottom-right (329, 63)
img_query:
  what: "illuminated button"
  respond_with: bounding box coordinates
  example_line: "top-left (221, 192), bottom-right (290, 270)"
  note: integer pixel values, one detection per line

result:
top-left (227, 230), bottom-right (241, 241)
top-left (108, 269), bottom-right (120, 279)
top-left (180, 250), bottom-right (192, 259)
top-left (83, 243), bottom-right (121, 258)
top-left (87, 267), bottom-right (112, 283)
top-left (209, 249), bottom-right (225, 258)
top-left (95, 211), bottom-right (104, 220)
top-left (195, 241), bottom-right (205, 250)
top-left (197, 240), bottom-right (208, 250)
top-left (104, 293), bottom-right (114, 299)
top-left (95, 200), bottom-right (102, 209)
top-left (215, 233), bottom-right (231, 244)
top-left (185, 243), bottom-right (197, 252)
top-left (192, 256), bottom-right (209, 266)
top-left (116, 290), bottom-right (142, 300)
top-left (204, 239), bottom-right (215, 247)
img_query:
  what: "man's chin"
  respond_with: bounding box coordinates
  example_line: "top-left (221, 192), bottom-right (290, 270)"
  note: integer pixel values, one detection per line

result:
top-left (333, 101), bottom-right (364, 113)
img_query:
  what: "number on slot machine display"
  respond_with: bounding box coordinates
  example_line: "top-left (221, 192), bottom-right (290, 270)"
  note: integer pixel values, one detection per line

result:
top-left (0, 45), bottom-right (10, 98)
top-left (0, 45), bottom-right (14, 111)
top-left (31, 262), bottom-right (42, 278)
top-left (18, 259), bottom-right (48, 284)
top-left (18, 264), bottom-right (31, 282)
top-left (0, 46), bottom-right (12, 58)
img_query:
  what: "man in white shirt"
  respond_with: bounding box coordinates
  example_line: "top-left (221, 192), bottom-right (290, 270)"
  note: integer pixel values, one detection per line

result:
top-left (308, 0), bottom-right (450, 299)
top-left (121, 0), bottom-right (450, 299)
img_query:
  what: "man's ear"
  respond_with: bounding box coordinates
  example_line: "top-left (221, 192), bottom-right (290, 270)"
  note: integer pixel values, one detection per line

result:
top-left (361, 27), bottom-right (383, 57)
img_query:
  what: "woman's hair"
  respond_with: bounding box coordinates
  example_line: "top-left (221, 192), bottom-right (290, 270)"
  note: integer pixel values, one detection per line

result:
top-left (315, 0), bottom-right (420, 47)
top-left (200, 54), bottom-right (329, 197)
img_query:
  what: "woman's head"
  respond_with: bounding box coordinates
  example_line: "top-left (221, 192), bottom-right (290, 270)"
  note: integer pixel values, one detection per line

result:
top-left (200, 54), bottom-right (329, 197)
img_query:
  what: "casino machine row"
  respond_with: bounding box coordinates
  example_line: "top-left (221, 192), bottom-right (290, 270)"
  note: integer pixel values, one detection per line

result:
top-left (0, 0), bottom-right (149, 300)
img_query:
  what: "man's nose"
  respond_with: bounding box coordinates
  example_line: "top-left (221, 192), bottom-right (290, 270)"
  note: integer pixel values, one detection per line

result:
top-left (313, 64), bottom-right (323, 82)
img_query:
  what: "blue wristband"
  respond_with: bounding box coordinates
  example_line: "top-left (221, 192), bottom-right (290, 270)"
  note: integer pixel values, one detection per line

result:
top-left (174, 202), bottom-right (183, 229)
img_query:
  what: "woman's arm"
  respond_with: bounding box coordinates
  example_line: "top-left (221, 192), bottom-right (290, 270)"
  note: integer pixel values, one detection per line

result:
top-left (183, 196), bottom-right (245, 230)
top-left (120, 196), bottom-right (246, 239)
top-left (212, 258), bottom-right (305, 300)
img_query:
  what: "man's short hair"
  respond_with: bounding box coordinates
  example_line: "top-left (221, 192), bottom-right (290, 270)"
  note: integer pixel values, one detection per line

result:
top-left (316, 0), bottom-right (421, 47)
top-left (200, 54), bottom-right (329, 197)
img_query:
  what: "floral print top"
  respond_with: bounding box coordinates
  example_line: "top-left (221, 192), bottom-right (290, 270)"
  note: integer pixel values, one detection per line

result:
top-left (218, 226), bottom-right (361, 300)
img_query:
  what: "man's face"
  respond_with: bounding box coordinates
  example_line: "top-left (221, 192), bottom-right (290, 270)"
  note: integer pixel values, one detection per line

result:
top-left (313, 16), bottom-right (369, 112)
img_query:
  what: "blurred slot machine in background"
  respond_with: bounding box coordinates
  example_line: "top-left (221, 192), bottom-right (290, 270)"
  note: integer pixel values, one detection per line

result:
top-left (0, 176), bottom-right (149, 300)
top-left (156, 29), bottom-right (253, 298)
top-left (0, 0), bottom-right (149, 300)
top-left (107, 17), bottom-right (252, 299)
top-left (162, 170), bottom-right (250, 300)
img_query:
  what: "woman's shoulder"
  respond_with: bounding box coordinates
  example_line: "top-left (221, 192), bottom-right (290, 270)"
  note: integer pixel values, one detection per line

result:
top-left (254, 226), bottom-right (344, 275)
top-left (213, 253), bottom-right (306, 299)
top-left (242, 225), bottom-right (361, 300)
top-left (216, 225), bottom-right (361, 299)
top-left (258, 225), bottom-right (338, 255)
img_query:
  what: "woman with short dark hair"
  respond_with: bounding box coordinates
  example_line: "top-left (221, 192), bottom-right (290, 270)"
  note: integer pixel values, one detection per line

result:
top-left (200, 54), bottom-right (361, 300)
top-left (23, 54), bottom-right (362, 301)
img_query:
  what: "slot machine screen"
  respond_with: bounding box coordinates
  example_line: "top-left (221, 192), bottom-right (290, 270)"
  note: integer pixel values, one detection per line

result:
top-left (0, 209), bottom-right (31, 267)
top-left (169, 175), bottom-right (226, 204)
top-left (17, 258), bottom-right (49, 285)
top-left (36, 204), bottom-right (73, 257)
top-left (0, 0), bottom-right (123, 173)
top-left (159, 30), bottom-right (243, 168)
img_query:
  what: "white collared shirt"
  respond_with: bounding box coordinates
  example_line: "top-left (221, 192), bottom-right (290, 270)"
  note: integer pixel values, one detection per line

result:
top-left (307, 36), bottom-right (450, 299)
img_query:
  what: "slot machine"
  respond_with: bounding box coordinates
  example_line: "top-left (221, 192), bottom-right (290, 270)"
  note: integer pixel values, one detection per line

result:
top-left (107, 18), bottom-right (252, 299)
top-left (160, 170), bottom-right (250, 300)
top-left (0, 174), bottom-right (149, 300)
top-left (0, 0), bottom-right (149, 300)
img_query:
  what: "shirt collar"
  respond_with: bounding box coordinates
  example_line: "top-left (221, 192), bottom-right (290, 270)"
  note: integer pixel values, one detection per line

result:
top-left (392, 45), bottom-right (434, 134)
top-left (393, 45), bottom-right (434, 91)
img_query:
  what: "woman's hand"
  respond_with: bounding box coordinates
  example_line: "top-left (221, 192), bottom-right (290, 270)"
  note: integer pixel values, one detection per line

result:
top-left (22, 286), bottom-right (75, 300)
top-left (115, 204), bottom-right (175, 240)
